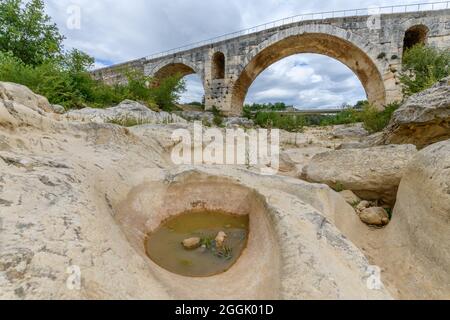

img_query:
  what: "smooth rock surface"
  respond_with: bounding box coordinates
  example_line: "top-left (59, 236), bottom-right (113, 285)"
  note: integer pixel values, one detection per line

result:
top-left (394, 139), bottom-right (450, 278)
top-left (1, 83), bottom-right (449, 300)
top-left (0, 91), bottom-right (391, 300)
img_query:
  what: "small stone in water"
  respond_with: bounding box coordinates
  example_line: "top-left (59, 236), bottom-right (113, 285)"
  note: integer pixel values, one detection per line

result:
top-left (215, 231), bottom-right (227, 248)
top-left (182, 237), bottom-right (201, 250)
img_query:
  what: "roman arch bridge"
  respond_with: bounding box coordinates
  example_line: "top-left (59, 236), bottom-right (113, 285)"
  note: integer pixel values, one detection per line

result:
top-left (92, 2), bottom-right (450, 115)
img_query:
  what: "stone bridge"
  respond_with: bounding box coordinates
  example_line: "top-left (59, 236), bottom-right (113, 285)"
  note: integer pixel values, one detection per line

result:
top-left (92, 5), bottom-right (450, 115)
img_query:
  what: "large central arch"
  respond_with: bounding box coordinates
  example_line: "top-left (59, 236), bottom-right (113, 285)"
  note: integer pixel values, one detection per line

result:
top-left (231, 32), bottom-right (386, 113)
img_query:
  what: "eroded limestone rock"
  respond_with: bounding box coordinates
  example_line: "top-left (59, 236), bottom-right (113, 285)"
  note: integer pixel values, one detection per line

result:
top-left (379, 77), bottom-right (450, 149)
top-left (0, 97), bottom-right (392, 299)
top-left (1, 83), bottom-right (448, 300)
top-left (0, 82), bottom-right (52, 113)
top-left (66, 100), bottom-right (187, 125)
top-left (332, 123), bottom-right (369, 139)
top-left (302, 144), bottom-right (418, 204)
top-left (394, 139), bottom-right (450, 274)
top-left (359, 207), bottom-right (390, 226)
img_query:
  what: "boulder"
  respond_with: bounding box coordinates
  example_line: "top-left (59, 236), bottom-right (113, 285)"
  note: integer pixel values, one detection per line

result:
top-left (278, 147), bottom-right (330, 176)
top-left (66, 100), bottom-right (187, 125)
top-left (339, 190), bottom-right (361, 205)
top-left (394, 139), bottom-right (450, 273)
top-left (356, 200), bottom-right (371, 212)
top-left (302, 144), bottom-right (417, 204)
top-left (332, 123), bottom-right (369, 139)
top-left (182, 237), bottom-right (201, 250)
top-left (359, 207), bottom-right (390, 226)
top-left (380, 76), bottom-right (450, 148)
top-left (215, 231), bottom-right (227, 248)
top-left (0, 82), bottom-right (52, 113)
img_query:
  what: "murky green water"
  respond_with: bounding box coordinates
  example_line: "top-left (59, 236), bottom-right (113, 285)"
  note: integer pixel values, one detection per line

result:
top-left (145, 210), bottom-right (249, 277)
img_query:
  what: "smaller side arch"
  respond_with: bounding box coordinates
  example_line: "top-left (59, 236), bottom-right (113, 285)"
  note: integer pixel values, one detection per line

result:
top-left (403, 25), bottom-right (429, 52)
top-left (211, 52), bottom-right (226, 80)
top-left (153, 63), bottom-right (196, 80)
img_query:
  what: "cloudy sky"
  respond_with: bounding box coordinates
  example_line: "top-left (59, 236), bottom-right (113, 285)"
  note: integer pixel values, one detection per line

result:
top-left (44, 0), bottom-right (432, 109)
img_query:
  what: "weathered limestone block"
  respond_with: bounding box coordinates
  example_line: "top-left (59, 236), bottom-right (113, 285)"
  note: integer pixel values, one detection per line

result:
top-left (302, 144), bottom-right (417, 204)
top-left (66, 100), bottom-right (187, 125)
top-left (380, 76), bottom-right (450, 148)
top-left (0, 82), bottom-right (52, 113)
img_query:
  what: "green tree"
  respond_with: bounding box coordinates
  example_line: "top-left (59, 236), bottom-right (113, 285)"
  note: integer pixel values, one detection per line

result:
top-left (63, 49), bottom-right (95, 73)
top-left (150, 74), bottom-right (186, 111)
top-left (400, 45), bottom-right (450, 96)
top-left (0, 0), bottom-right (189, 112)
top-left (0, 0), bottom-right (65, 66)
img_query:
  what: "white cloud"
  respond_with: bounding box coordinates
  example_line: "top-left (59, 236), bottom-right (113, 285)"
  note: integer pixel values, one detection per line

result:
top-left (43, 0), bottom-right (422, 109)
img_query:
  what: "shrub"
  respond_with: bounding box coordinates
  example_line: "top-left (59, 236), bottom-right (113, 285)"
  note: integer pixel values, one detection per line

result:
top-left (401, 44), bottom-right (450, 96)
top-left (361, 102), bottom-right (399, 133)
top-left (106, 116), bottom-right (153, 127)
top-left (254, 112), bottom-right (305, 132)
top-left (187, 101), bottom-right (203, 107)
top-left (333, 182), bottom-right (345, 192)
top-left (0, 51), bottom-right (186, 110)
top-left (243, 102), bottom-right (290, 112)
top-left (211, 106), bottom-right (224, 127)
top-left (242, 106), bottom-right (253, 120)
top-left (319, 107), bottom-right (364, 126)
top-left (0, 51), bottom-right (81, 107)
top-left (149, 74), bottom-right (186, 112)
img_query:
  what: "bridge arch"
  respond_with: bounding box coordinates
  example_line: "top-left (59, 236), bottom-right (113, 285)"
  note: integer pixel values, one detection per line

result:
top-left (403, 25), bottom-right (429, 51)
top-left (153, 62), bottom-right (197, 80)
top-left (231, 25), bottom-right (386, 114)
top-left (150, 60), bottom-right (206, 102)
